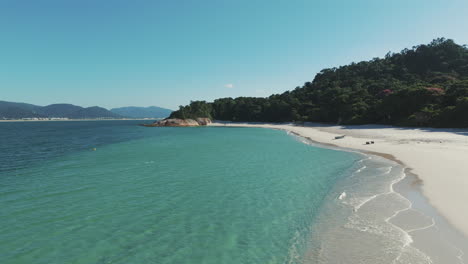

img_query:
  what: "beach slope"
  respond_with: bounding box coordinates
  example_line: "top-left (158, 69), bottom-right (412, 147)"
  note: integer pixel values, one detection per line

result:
top-left (211, 122), bottom-right (468, 237)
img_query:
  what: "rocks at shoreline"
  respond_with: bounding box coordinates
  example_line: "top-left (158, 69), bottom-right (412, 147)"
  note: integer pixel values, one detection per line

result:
top-left (195, 118), bottom-right (211, 126)
top-left (141, 118), bottom-right (211, 127)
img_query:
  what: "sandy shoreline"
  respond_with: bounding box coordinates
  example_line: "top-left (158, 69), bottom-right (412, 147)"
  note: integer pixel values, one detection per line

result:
top-left (210, 122), bottom-right (468, 238)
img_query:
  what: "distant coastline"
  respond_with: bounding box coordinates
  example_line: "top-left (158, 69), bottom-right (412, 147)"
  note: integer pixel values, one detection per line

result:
top-left (0, 118), bottom-right (160, 122)
top-left (0, 100), bottom-right (172, 120)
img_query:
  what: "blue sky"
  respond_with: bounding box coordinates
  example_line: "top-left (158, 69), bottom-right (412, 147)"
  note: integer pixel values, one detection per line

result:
top-left (1, 0), bottom-right (467, 110)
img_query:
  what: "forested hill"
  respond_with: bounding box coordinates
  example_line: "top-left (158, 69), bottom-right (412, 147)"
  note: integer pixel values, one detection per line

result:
top-left (0, 101), bottom-right (122, 119)
top-left (170, 38), bottom-right (468, 128)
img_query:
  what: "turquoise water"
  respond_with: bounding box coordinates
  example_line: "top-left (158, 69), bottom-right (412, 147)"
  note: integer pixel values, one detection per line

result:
top-left (0, 121), bottom-right (361, 263)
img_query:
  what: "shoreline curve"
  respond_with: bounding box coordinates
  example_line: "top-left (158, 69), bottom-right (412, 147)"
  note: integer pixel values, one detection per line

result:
top-left (209, 121), bottom-right (468, 239)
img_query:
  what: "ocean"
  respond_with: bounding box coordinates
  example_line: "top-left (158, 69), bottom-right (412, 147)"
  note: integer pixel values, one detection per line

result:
top-left (0, 121), bottom-right (456, 263)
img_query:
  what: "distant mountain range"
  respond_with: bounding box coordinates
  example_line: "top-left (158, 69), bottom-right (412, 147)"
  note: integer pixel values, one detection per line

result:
top-left (110, 106), bottom-right (173, 118)
top-left (0, 100), bottom-right (173, 119)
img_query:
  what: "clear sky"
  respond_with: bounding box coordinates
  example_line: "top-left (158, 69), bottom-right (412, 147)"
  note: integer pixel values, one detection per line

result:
top-left (1, 0), bottom-right (467, 110)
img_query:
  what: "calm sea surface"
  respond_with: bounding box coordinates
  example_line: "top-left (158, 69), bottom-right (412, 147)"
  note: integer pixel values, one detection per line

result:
top-left (0, 121), bottom-right (360, 263)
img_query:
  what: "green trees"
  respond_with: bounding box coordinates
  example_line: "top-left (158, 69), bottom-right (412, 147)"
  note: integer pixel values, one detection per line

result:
top-left (170, 38), bottom-right (468, 128)
top-left (170, 101), bottom-right (213, 119)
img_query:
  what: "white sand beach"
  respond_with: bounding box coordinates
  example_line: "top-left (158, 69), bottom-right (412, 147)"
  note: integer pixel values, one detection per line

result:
top-left (211, 122), bottom-right (468, 238)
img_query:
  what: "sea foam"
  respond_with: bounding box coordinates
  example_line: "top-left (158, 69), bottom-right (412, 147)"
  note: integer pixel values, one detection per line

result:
top-left (287, 132), bottom-right (466, 264)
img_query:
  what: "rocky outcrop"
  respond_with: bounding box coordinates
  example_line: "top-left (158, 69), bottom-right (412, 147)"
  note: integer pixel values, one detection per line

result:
top-left (141, 118), bottom-right (211, 127)
top-left (196, 118), bottom-right (212, 126)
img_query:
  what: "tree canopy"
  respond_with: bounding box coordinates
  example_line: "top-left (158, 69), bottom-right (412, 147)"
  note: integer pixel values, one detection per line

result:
top-left (170, 38), bottom-right (468, 127)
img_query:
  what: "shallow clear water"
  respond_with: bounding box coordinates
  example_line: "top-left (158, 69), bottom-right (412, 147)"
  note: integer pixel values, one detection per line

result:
top-left (3, 121), bottom-right (464, 264)
top-left (0, 121), bottom-right (362, 264)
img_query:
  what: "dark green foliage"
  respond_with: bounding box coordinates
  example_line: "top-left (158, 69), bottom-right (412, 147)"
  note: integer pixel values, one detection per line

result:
top-left (170, 38), bottom-right (468, 127)
top-left (170, 101), bottom-right (213, 119)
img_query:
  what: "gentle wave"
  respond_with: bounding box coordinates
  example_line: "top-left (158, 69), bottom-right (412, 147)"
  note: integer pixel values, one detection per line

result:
top-left (286, 131), bottom-right (468, 263)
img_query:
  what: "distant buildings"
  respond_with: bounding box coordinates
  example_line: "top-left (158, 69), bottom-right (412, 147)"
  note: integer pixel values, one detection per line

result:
top-left (0, 117), bottom-right (70, 121)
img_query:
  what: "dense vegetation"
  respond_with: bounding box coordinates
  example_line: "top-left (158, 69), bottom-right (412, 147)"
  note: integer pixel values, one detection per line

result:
top-left (170, 38), bottom-right (468, 127)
